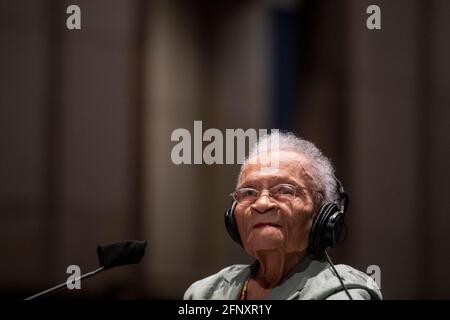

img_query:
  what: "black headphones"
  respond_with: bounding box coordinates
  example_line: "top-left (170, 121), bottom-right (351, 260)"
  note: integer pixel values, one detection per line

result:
top-left (224, 176), bottom-right (349, 257)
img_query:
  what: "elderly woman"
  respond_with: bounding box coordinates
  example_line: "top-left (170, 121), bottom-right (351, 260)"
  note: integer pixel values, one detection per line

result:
top-left (184, 132), bottom-right (382, 300)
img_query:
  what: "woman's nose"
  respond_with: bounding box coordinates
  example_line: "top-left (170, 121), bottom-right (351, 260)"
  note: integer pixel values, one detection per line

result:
top-left (251, 191), bottom-right (276, 213)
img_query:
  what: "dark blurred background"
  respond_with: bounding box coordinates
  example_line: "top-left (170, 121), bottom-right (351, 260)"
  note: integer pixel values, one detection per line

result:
top-left (1, 0), bottom-right (449, 299)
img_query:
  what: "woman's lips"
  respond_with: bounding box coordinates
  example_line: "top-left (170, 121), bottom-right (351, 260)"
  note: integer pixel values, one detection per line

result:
top-left (253, 222), bottom-right (282, 229)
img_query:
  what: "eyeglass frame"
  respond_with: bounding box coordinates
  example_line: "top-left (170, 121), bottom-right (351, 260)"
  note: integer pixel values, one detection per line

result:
top-left (229, 183), bottom-right (324, 207)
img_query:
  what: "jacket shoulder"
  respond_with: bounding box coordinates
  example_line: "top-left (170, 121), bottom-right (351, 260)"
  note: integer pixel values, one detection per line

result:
top-left (183, 265), bottom-right (247, 300)
top-left (300, 264), bottom-right (382, 300)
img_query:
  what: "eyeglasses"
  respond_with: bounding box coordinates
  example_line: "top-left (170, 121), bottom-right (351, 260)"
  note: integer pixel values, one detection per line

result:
top-left (230, 183), bottom-right (318, 206)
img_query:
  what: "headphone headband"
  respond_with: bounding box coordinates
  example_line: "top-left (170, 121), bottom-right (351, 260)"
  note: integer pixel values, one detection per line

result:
top-left (333, 175), bottom-right (349, 214)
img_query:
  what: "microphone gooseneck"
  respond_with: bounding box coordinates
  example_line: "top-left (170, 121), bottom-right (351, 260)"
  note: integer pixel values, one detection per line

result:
top-left (24, 240), bottom-right (147, 300)
top-left (24, 266), bottom-right (105, 300)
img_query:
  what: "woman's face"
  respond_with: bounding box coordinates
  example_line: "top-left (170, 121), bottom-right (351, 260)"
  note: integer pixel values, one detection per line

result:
top-left (235, 151), bottom-right (317, 257)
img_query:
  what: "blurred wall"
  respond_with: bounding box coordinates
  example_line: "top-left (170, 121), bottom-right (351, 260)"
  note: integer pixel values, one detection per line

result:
top-left (142, 0), bottom-right (272, 298)
top-left (297, 0), bottom-right (450, 299)
top-left (0, 0), bottom-right (143, 298)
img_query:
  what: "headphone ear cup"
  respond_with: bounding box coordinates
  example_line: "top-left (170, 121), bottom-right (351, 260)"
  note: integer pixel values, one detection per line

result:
top-left (308, 202), bottom-right (343, 256)
top-left (324, 211), bottom-right (344, 247)
top-left (308, 202), bottom-right (328, 255)
top-left (224, 201), bottom-right (243, 246)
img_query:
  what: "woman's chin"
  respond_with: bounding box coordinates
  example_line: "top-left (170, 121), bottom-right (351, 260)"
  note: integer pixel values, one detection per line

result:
top-left (245, 231), bottom-right (285, 253)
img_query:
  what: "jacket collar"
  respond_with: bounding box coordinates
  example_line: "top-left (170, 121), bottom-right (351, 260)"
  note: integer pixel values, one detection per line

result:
top-left (222, 260), bottom-right (259, 299)
top-left (222, 255), bottom-right (328, 300)
top-left (270, 255), bottom-right (328, 299)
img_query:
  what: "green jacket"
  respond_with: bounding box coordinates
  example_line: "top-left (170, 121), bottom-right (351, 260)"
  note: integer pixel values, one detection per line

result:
top-left (184, 255), bottom-right (382, 300)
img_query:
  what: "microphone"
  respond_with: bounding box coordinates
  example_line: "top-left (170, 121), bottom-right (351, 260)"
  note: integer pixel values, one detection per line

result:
top-left (24, 240), bottom-right (147, 300)
top-left (97, 240), bottom-right (147, 269)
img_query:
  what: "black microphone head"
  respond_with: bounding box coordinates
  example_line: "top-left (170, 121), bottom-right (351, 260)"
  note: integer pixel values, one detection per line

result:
top-left (97, 240), bottom-right (147, 269)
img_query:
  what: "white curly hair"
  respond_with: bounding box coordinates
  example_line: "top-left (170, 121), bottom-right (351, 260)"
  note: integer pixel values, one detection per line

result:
top-left (237, 131), bottom-right (338, 203)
